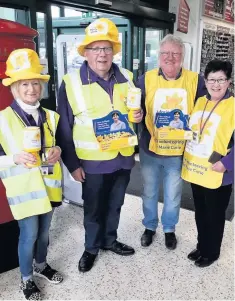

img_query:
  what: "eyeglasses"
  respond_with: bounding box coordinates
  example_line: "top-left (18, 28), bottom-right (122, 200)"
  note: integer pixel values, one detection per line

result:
top-left (85, 47), bottom-right (113, 54)
top-left (206, 78), bottom-right (228, 84)
top-left (160, 51), bottom-right (182, 58)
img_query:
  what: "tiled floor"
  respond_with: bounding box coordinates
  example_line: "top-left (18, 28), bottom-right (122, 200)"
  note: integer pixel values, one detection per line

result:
top-left (0, 195), bottom-right (234, 300)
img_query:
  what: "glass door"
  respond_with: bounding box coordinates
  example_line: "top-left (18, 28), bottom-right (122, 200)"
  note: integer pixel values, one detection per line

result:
top-left (56, 27), bottom-right (128, 88)
top-left (36, 3), bottom-right (56, 111)
top-left (132, 25), bottom-right (166, 81)
top-left (145, 28), bottom-right (164, 72)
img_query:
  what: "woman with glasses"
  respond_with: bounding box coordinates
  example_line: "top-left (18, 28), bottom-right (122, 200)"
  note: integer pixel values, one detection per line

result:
top-left (182, 60), bottom-right (234, 267)
top-left (1, 49), bottom-right (63, 300)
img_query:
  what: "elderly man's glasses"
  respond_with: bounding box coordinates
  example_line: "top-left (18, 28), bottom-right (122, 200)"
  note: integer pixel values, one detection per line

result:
top-left (85, 47), bottom-right (113, 54)
top-left (160, 51), bottom-right (182, 58)
top-left (206, 78), bottom-right (228, 84)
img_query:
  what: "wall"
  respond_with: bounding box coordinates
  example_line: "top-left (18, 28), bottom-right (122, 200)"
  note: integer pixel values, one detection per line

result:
top-left (169, 0), bottom-right (235, 73)
top-left (169, 0), bottom-right (203, 72)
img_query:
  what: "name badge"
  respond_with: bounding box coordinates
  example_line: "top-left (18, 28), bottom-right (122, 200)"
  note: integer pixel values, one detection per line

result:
top-left (40, 164), bottom-right (54, 175)
top-left (192, 131), bottom-right (200, 144)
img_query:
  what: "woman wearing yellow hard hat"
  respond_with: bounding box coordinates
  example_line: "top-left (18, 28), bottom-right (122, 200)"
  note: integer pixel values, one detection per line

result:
top-left (1, 48), bottom-right (63, 300)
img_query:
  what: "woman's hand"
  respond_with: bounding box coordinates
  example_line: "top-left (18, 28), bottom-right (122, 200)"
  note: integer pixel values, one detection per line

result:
top-left (46, 146), bottom-right (61, 164)
top-left (13, 151), bottom-right (37, 167)
top-left (212, 161), bottom-right (226, 173)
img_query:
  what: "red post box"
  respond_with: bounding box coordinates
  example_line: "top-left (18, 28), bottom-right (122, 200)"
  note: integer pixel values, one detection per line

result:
top-left (0, 19), bottom-right (38, 273)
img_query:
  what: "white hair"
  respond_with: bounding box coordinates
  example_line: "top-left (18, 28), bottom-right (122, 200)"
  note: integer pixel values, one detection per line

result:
top-left (10, 79), bottom-right (45, 100)
top-left (160, 34), bottom-right (185, 58)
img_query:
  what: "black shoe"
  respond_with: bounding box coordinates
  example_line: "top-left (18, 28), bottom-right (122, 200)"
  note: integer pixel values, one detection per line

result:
top-left (165, 232), bottom-right (177, 250)
top-left (34, 263), bottom-right (63, 284)
top-left (141, 229), bottom-right (156, 247)
top-left (195, 256), bottom-right (217, 267)
top-left (78, 251), bottom-right (97, 272)
top-left (103, 241), bottom-right (135, 256)
top-left (20, 279), bottom-right (41, 300)
top-left (187, 249), bottom-right (201, 261)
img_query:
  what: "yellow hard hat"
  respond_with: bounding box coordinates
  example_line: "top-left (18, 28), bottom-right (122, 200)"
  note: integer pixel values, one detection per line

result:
top-left (2, 48), bottom-right (50, 86)
top-left (78, 18), bottom-right (121, 56)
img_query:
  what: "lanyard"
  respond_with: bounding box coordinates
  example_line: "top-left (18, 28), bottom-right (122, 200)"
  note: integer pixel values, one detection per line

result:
top-left (199, 99), bottom-right (222, 136)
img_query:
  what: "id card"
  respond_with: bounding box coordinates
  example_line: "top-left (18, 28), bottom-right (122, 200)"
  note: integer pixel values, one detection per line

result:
top-left (192, 131), bottom-right (200, 144)
top-left (40, 164), bottom-right (54, 175)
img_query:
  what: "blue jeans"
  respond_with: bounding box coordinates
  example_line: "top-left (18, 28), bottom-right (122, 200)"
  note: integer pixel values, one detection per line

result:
top-left (17, 210), bottom-right (54, 279)
top-left (140, 148), bottom-right (183, 232)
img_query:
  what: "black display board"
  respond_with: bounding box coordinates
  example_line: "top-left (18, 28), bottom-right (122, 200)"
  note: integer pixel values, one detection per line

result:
top-left (200, 22), bottom-right (234, 94)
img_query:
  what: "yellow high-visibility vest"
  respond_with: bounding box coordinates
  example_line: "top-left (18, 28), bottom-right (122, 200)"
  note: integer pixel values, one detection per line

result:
top-left (182, 95), bottom-right (234, 188)
top-left (145, 68), bottom-right (198, 155)
top-left (63, 67), bottom-right (135, 160)
top-left (0, 107), bottom-right (62, 220)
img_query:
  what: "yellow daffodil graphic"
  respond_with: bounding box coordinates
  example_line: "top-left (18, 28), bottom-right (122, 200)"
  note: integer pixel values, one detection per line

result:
top-left (120, 93), bottom-right (127, 104)
top-left (161, 93), bottom-right (183, 110)
top-left (96, 23), bottom-right (105, 32)
top-left (15, 56), bottom-right (26, 70)
top-left (191, 118), bottom-right (213, 141)
top-left (34, 132), bottom-right (40, 140)
top-left (129, 95), bottom-right (135, 104)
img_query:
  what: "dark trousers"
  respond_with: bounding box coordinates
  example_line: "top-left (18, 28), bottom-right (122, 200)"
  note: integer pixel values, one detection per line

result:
top-left (191, 183), bottom-right (232, 260)
top-left (82, 169), bottom-right (131, 254)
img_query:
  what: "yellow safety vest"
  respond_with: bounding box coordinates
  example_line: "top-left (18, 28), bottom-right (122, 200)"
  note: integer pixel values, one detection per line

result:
top-left (0, 107), bottom-right (62, 220)
top-left (63, 67), bottom-right (135, 160)
top-left (182, 95), bottom-right (234, 188)
top-left (145, 68), bottom-right (198, 155)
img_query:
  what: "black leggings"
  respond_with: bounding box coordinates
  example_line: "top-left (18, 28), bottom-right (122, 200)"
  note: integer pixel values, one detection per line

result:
top-left (191, 183), bottom-right (232, 260)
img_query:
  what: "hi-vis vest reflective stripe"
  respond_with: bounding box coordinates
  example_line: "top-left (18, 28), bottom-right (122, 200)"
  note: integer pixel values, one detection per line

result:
top-left (63, 67), bottom-right (135, 160)
top-left (0, 107), bottom-right (62, 220)
top-left (145, 68), bottom-right (198, 156)
top-left (182, 95), bottom-right (234, 189)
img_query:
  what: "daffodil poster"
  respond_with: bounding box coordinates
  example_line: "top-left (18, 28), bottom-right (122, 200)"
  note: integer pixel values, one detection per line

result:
top-left (93, 110), bottom-right (137, 151)
top-left (149, 88), bottom-right (193, 155)
top-left (153, 88), bottom-right (192, 139)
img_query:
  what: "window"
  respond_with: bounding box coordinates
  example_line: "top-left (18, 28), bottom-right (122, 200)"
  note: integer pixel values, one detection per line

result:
top-left (64, 8), bottom-right (82, 17)
top-left (51, 6), bottom-right (60, 18)
top-left (0, 7), bottom-right (28, 25)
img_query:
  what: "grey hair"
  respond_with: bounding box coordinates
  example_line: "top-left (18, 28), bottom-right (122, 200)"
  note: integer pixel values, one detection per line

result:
top-left (10, 79), bottom-right (45, 100)
top-left (160, 34), bottom-right (185, 58)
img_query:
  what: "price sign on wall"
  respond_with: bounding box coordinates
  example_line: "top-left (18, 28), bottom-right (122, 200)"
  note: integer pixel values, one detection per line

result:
top-left (177, 0), bottom-right (190, 34)
top-left (204, 0), bottom-right (224, 19)
top-left (225, 0), bottom-right (234, 22)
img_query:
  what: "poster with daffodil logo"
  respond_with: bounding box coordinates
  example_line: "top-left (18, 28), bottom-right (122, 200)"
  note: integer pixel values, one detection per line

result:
top-left (153, 88), bottom-right (192, 140)
top-left (149, 88), bottom-right (193, 156)
top-left (93, 110), bottom-right (137, 151)
top-left (153, 88), bottom-right (191, 136)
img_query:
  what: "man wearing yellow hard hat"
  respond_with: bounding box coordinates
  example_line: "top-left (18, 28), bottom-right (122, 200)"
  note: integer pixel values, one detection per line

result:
top-left (57, 18), bottom-right (143, 272)
top-left (1, 48), bottom-right (63, 300)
